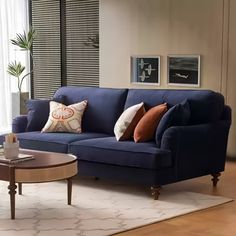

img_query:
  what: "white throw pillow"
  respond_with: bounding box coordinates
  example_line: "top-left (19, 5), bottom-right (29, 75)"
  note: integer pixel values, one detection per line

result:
top-left (41, 100), bottom-right (87, 133)
top-left (114, 102), bottom-right (145, 141)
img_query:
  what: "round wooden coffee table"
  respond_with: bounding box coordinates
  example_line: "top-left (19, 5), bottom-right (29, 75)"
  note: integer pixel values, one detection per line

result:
top-left (0, 149), bottom-right (78, 219)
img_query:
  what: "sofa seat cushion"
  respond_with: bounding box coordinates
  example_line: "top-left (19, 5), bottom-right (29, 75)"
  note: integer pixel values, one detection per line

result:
top-left (69, 137), bottom-right (172, 170)
top-left (10, 132), bottom-right (109, 153)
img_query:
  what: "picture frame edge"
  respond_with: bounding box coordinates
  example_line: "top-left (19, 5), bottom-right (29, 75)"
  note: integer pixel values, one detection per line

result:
top-left (130, 55), bottom-right (161, 86)
top-left (167, 54), bottom-right (200, 87)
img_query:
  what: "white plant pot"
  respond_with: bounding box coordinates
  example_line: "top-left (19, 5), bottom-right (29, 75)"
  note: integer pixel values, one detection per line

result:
top-left (12, 92), bottom-right (29, 119)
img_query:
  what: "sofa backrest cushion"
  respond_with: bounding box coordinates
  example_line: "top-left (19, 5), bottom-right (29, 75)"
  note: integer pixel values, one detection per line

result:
top-left (53, 87), bottom-right (128, 135)
top-left (125, 89), bottom-right (225, 125)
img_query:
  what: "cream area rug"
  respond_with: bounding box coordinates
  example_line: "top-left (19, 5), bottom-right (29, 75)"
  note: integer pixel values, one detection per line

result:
top-left (0, 177), bottom-right (232, 236)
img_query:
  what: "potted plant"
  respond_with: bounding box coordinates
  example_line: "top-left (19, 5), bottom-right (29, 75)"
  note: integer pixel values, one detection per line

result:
top-left (7, 28), bottom-right (36, 117)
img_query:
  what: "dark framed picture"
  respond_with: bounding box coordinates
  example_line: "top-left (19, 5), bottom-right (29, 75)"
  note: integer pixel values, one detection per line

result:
top-left (167, 55), bottom-right (200, 87)
top-left (131, 56), bottom-right (160, 85)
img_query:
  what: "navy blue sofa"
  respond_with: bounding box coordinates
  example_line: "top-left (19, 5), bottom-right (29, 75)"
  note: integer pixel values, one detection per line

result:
top-left (0, 87), bottom-right (231, 199)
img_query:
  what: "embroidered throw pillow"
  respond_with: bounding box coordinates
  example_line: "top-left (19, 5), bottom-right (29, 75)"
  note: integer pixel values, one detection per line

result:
top-left (134, 103), bottom-right (167, 143)
top-left (41, 100), bottom-right (87, 133)
top-left (114, 102), bottom-right (145, 141)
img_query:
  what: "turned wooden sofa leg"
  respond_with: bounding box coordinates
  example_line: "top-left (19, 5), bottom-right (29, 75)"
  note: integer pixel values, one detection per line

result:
top-left (151, 186), bottom-right (161, 200)
top-left (211, 173), bottom-right (221, 187)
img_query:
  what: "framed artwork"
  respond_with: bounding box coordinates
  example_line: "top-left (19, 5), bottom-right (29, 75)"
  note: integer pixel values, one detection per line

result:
top-left (131, 56), bottom-right (160, 85)
top-left (167, 55), bottom-right (200, 87)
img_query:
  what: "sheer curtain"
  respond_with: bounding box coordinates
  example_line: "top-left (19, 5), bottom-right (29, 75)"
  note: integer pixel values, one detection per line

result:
top-left (0, 0), bottom-right (29, 134)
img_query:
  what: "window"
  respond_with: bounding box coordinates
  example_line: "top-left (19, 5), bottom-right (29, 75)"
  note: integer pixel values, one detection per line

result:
top-left (31, 0), bottom-right (99, 99)
top-left (31, 0), bottom-right (61, 99)
top-left (65, 0), bottom-right (99, 87)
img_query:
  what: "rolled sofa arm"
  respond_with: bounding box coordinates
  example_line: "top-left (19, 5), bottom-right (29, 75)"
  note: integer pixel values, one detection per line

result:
top-left (12, 115), bottom-right (28, 133)
top-left (161, 120), bottom-right (231, 181)
top-left (222, 105), bottom-right (231, 122)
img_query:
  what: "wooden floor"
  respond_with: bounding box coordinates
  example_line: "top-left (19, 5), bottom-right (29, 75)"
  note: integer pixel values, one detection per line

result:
top-left (116, 161), bottom-right (236, 236)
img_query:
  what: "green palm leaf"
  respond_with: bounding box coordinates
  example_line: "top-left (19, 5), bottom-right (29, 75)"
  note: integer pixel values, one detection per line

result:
top-left (8, 28), bottom-right (36, 93)
top-left (11, 28), bottom-right (36, 51)
top-left (7, 61), bottom-right (25, 77)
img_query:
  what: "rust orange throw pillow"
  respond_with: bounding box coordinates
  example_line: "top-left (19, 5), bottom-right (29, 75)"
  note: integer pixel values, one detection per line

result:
top-left (134, 103), bottom-right (167, 142)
